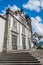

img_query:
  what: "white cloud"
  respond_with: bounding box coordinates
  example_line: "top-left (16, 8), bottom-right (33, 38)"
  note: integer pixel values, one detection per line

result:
top-left (2, 10), bottom-right (6, 14)
top-left (40, 38), bottom-right (43, 41)
top-left (2, 6), bottom-right (9, 14)
top-left (10, 5), bottom-right (20, 11)
top-left (38, 38), bottom-right (43, 43)
top-left (31, 16), bottom-right (43, 36)
top-left (2, 5), bottom-right (20, 14)
top-left (23, 0), bottom-right (43, 12)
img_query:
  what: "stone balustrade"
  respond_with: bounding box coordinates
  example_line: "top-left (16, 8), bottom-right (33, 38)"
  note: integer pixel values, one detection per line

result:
top-left (29, 49), bottom-right (43, 64)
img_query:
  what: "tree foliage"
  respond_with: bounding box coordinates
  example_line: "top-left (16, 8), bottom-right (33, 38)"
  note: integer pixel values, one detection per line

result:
top-left (32, 32), bottom-right (43, 49)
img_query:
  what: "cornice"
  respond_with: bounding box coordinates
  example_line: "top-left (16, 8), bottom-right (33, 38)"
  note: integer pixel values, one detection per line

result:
top-left (0, 15), bottom-right (6, 20)
top-left (6, 9), bottom-right (31, 22)
top-left (6, 9), bottom-right (32, 32)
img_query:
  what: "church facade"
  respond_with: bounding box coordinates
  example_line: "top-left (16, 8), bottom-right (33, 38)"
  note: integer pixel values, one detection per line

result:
top-left (0, 8), bottom-right (33, 52)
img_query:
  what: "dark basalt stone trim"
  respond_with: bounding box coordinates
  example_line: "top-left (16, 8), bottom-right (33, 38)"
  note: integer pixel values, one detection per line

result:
top-left (6, 8), bottom-right (32, 25)
top-left (6, 9), bottom-right (31, 23)
top-left (22, 34), bottom-right (31, 40)
top-left (21, 33), bottom-right (26, 37)
top-left (11, 30), bottom-right (19, 34)
top-left (0, 15), bottom-right (6, 20)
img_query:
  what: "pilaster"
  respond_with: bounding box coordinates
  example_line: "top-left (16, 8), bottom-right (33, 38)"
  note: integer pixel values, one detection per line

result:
top-left (3, 9), bottom-right (9, 52)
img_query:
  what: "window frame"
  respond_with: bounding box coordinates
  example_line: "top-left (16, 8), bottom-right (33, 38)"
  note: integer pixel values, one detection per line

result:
top-left (12, 34), bottom-right (17, 50)
top-left (22, 25), bottom-right (25, 34)
top-left (13, 18), bottom-right (17, 29)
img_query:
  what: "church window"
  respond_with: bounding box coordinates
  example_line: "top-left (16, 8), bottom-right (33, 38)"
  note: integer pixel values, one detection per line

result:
top-left (12, 35), bottom-right (17, 50)
top-left (22, 37), bottom-right (26, 49)
top-left (22, 25), bottom-right (25, 34)
top-left (13, 19), bottom-right (17, 29)
top-left (28, 39), bottom-right (31, 49)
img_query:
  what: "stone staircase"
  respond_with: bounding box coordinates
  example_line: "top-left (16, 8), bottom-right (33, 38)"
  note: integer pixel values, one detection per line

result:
top-left (29, 50), bottom-right (43, 64)
top-left (0, 52), bottom-right (42, 65)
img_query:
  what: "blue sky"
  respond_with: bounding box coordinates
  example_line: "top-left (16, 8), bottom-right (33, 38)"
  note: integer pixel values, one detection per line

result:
top-left (0, 0), bottom-right (43, 36)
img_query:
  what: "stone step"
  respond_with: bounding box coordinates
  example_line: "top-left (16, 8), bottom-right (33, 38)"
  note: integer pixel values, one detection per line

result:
top-left (0, 55), bottom-right (36, 59)
top-left (0, 55), bottom-right (35, 57)
top-left (0, 55), bottom-right (34, 59)
top-left (0, 57), bottom-right (37, 59)
top-left (0, 59), bottom-right (38, 61)
top-left (1, 55), bottom-right (33, 57)
top-left (0, 63), bottom-right (41, 65)
top-left (1, 53), bottom-right (32, 56)
top-left (0, 61), bottom-right (40, 63)
top-left (0, 52), bottom-right (42, 65)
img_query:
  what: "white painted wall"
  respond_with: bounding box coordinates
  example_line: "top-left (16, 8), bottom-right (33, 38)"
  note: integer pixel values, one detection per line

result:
top-left (0, 17), bottom-right (5, 52)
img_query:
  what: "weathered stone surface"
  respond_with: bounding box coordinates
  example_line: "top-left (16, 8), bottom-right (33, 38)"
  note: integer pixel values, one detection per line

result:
top-left (0, 52), bottom-right (42, 65)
